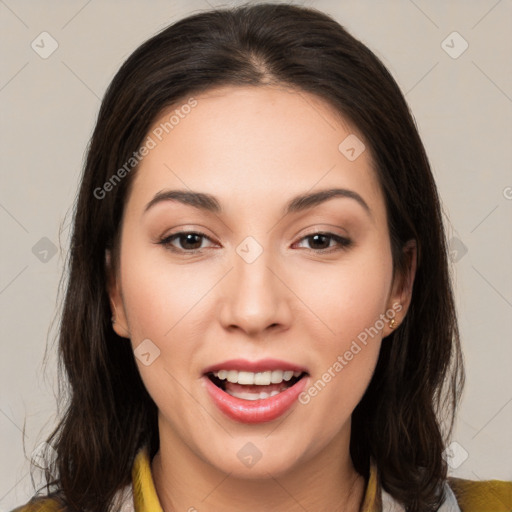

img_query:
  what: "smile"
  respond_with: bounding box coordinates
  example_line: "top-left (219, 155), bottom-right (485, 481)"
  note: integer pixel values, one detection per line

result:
top-left (210, 369), bottom-right (304, 399)
top-left (202, 359), bottom-right (310, 423)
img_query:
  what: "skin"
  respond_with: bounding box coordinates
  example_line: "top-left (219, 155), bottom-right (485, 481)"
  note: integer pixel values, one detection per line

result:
top-left (108, 85), bottom-right (417, 512)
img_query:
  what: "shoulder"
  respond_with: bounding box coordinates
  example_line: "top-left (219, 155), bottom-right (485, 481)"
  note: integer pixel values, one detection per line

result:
top-left (448, 476), bottom-right (512, 511)
top-left (9, 496), bottom-right (66, 512)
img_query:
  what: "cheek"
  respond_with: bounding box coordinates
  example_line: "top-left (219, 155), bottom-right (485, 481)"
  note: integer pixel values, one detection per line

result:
top-left (118, 247), bottom-right (210, 421)
top-left (119, 237), bottom-right (211, 340)
top-left (294, 240), bottom-right (393, 347)
top-left (117, 237), bottom-right (216, 393)
top-left (293, 242), bottom-right (392, 414)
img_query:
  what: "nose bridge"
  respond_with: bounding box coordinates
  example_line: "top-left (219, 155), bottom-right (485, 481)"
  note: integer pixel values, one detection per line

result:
top-left (220, 235), bottom-right (289, 334)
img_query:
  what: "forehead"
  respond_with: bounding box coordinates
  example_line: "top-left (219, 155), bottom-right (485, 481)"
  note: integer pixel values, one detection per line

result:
top-left (127, 85), bottom-right (386, 222)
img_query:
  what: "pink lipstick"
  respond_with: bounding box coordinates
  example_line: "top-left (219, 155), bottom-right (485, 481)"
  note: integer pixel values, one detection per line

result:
top-left (203, 359), bottom-right (309, 424)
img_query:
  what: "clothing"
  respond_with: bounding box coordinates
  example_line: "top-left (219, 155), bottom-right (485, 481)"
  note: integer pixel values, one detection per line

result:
top-left (11, 446), bottom-right (512, 511)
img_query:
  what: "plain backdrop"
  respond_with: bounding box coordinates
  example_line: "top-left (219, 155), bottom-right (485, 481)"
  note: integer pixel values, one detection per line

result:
top-left (1, 0), bottom-right (511, 509)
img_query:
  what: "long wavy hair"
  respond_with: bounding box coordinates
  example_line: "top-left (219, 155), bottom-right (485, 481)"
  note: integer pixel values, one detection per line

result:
top-left (32, 3), bottom-right (464, 511)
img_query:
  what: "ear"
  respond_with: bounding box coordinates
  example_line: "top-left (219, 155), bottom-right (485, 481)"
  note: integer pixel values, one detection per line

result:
top-left (105, 249), bottom-right (131, 339)
top-left (383, 239), bottom-right (417, 337)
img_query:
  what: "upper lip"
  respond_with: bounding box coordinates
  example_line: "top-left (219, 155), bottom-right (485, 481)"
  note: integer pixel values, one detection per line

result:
top-left (203, 358), bottom-right (309, 375)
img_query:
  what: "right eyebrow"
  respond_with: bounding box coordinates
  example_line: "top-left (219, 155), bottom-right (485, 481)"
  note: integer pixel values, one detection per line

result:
top-left (144, 189), bottom-right (221, 214)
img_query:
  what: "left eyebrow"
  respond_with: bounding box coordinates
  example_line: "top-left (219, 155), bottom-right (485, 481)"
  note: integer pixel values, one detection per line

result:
top-left (143, 187), bottom-right (372, 219)
top-left (284, 188), bottom-right (372, 219)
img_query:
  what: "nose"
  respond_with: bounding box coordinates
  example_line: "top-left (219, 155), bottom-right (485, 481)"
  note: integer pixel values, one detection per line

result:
top-left (218, 245), bottom-right (292, 337)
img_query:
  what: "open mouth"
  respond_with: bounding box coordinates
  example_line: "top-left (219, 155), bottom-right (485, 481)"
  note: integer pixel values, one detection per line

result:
top-left (206, 370), bottom-right (308, 401)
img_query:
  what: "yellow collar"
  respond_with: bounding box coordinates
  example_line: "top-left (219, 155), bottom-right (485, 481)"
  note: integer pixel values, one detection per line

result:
top-left (131, 446), bottom-right (380, 512)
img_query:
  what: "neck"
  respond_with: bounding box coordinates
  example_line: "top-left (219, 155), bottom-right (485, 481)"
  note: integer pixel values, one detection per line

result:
top-left (151, 418), bottom-right (366, 512)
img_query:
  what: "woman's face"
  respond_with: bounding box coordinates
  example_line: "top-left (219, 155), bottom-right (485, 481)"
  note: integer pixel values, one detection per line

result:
top-left (109, 85), bottom-right (415, 477)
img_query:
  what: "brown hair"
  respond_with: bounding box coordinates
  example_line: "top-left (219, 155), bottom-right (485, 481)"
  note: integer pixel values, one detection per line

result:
top-left (32, 3), bottom-right (464, 511)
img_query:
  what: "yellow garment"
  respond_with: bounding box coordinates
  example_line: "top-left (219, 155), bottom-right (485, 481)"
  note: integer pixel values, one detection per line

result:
top-left (11, 446), bottom-right (512, 511)
top-left (448, 477), bottom-right (512, 512)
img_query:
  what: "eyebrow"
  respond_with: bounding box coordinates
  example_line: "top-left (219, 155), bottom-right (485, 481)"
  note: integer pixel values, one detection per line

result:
top-left (144, 187), bottom-right (372, 218)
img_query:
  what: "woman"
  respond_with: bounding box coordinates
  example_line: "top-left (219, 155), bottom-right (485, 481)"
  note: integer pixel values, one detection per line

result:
top-left (12, 3), bottom-right (511, 511)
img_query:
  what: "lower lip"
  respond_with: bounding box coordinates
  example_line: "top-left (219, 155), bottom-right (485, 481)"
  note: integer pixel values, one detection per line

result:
top-left (203, 375), bottom-right (309, 424)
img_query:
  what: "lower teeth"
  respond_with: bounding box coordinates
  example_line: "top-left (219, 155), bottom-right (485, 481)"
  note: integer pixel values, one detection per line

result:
top-left (226, 389), bottom-right (281, 400)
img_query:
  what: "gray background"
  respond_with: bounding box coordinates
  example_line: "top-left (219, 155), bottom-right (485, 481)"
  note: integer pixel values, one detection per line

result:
top-left (1, 0), bottom-right (511, 508)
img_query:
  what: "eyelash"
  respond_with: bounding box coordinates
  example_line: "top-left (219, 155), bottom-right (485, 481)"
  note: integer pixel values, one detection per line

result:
top-left (158, 231), bottom-right (352, 255)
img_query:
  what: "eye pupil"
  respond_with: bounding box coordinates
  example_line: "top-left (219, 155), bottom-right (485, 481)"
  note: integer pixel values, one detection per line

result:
top-left (309, 234), bottom-right (329, 249)
top-left (181, 233), bottom-right (202, 250)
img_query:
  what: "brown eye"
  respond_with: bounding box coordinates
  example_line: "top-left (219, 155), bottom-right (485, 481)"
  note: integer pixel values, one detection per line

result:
top-left (159, 231), bottom-right (216, 253)
top-left (294, 232), bottom-right (352, 253)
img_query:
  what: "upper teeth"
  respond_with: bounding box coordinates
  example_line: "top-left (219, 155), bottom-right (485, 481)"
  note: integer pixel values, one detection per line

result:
top-left (212, 370), bottom-right (302, 385)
